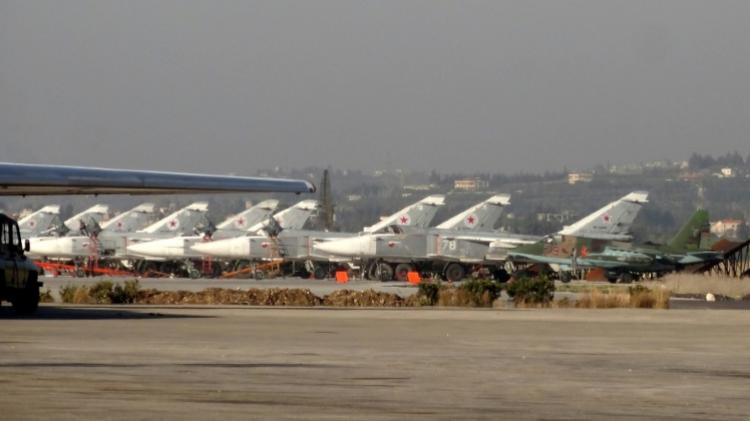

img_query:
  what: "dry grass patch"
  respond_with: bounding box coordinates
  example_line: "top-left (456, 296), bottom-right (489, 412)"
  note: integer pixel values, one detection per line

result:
top-left (646, 274), bottom-right (750, 300)
top-left (575, 285), bottom-right (670, 309)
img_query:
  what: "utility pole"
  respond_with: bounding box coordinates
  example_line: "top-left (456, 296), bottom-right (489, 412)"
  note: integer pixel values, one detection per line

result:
top-left (319, 169), bottom-right (334, 230)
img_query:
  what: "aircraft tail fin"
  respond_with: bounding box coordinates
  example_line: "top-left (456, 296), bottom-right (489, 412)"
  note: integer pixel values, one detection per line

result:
top-left (436, 194), bottom-right (510, 231)
top-left (558, 191), bottom-right (648, 240)
top-left (63, 204), bottom-right (110, 232)
top-left (667, 209), bottom-right (710, 252)
top-left (138, 202), bottom-right (209, 234)
top-left (216, 199), bottom-right (279, 231)
top-left (247, 200), bottom-right (318, 233)
top-left (364, 195), bottom-right (445, 233)
top-left (100, 203), bottom-right (156, 233)
top-left (18, 204), bottom-right (61, 236)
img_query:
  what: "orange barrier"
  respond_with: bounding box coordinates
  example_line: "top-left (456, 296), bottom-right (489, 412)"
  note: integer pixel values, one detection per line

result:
top-left (335, 271), bottom-right (349, 284)
top-left (407, 271), bottom-right (421, 285)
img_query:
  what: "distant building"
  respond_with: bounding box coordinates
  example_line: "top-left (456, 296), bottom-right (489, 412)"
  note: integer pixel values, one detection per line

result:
top-left (710, 219), bottom-right (744, 239)
top-left (347, 194), bottom-right (362, 202)
top-left (453, 178), bottom-right (489, 191)
top-left (567, 172), bottom-right (593, 185)
top-left (718, 168), bottom-right (736, 178)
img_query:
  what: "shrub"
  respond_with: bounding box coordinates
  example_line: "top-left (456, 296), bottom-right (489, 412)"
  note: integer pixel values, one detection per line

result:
top-left (89, 281), bottom-right (114, 304)
top-left (110, 280), bottom-right (140, 304)
top-left (416, 282), bottom-right (442, 306)
top-left (506, 276), bottom-right (555, 306)
top-left (629, 285), bottom-right (670, 309)
top-left (457, 279), bottom-right (503, 307)
top-left (40, 288), bottom-right (55, 303)
top-left (59, 284), bottom-right (79, 303)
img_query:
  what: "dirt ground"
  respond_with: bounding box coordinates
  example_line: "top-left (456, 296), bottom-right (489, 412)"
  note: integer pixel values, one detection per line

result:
top-left (1, 305), bottom-right (749, 420)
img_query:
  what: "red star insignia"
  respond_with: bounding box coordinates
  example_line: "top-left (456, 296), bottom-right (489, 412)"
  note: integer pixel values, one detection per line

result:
top-left (388, 241), bottom-right (396, 248)
top-left (400, 216), bottom-right (409, 224)
top-left (603, 214), bottom-right (610, 222)
top-left (467, 215), bottom-right (476, 224)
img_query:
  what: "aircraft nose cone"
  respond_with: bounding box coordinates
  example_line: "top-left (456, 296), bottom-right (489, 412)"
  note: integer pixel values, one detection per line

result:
top-left (191, 237), bottom-right (249, 258)
top-left (315, 236), bottom-right (373, 257)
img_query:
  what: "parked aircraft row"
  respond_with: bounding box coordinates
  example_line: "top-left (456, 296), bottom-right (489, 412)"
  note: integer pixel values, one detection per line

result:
top-left (18, 189), bottom-right (718, 283)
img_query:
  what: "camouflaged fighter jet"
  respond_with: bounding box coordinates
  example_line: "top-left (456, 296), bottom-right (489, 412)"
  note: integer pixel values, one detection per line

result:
top-left (124, 199), bottom-right (280, 259)
top-left (508, 208), bottom-right (722, 283)
top-left (316, 191), bottom-right (650, 282)
top-left (191, 195), bottom-right (446, 279)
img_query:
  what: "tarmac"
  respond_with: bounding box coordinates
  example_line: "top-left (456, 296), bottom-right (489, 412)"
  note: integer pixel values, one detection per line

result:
top-left (1, 305), bottom-right (749, 420)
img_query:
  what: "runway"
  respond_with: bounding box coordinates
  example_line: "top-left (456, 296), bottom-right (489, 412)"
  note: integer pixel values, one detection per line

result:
top-left (1, 305), bottom-right (749, 420)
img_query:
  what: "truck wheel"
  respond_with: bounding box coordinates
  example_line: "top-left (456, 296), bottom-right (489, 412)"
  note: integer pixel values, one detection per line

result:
top-left (444, 263), bottom-right (466, 283)
top-left (394, 263), bottom-right (414, 282)
top-left (376, 263), bottom-right (394, 282)
top-left (12, 274), bottom-right (39, 315)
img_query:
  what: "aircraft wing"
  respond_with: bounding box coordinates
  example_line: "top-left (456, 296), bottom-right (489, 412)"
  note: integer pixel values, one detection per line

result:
top-left (508, 252), bottom-right (628, 269)
top-left (0, 163), bottom-right (315, 195)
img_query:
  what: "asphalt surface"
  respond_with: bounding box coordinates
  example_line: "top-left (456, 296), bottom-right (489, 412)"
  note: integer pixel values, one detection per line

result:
top-left (1, 305), bottom-right (749, 420)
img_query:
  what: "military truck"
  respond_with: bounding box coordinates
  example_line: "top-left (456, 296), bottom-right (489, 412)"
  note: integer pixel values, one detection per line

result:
top-left (0, 214), bottom-right (41, 314)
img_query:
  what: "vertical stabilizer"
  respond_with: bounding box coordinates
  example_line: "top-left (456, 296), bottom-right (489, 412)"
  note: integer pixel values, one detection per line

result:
top-left (138, 202), bottom-right (209, 235)
top-left (364, 195), bottom-right (445, 233)
top-left (216, 199), bottom-right (279, 231)
top-left (64, 204), bottom-right (110, 232)
top-left (667, 209), bottom-right (710, 252)
top-left (559, 191), bottom-right (648, 240)
top-left (101, 203), bottom-right (156, 233)
top-left (18, 205), bottom-right (61, 236)
top-left (436, 194), bottom-right (510, 232)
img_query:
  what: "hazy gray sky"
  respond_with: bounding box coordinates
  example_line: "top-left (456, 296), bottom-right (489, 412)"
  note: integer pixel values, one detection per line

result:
top-left (1, 1), bottom-right (749, 174)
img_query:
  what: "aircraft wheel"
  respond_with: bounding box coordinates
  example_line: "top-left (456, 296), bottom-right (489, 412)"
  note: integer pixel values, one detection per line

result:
top-left (444, 263), bottom-right (466, 283)
top-left (493, 268), bottom-right (511, 283)
top-left (313, 265), bottom-right (329, 280)
top-left (375, 263), bottom-right (394, 282)
top-left (394, 263), bottom-right (414, 282)
top-left (618, 273), bottom-right (634, 284)
top-left (559, 272), bottom-right (573, 284)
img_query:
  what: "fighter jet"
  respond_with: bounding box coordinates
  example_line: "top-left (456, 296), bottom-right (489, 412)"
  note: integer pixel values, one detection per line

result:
top-left (508, 207), bottom-right (721, 283)
top-left (28, 202), bottom-right (207, 259)
top-left (0, 162), bottom-right (313, 314)
top-left (315, 195), bottom-right (515, 281)
top-left (192, 195), bottom-right (446, 278)
top-left (124, 199), bottom-right (280, 259)
top-left (316, 191), bottom-right (649, 282)
top-left (17, 205), bottom-right (61, 238)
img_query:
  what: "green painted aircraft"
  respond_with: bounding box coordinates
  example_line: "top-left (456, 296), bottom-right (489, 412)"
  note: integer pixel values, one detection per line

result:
top-left (508, 209), bottom-right (723, 283)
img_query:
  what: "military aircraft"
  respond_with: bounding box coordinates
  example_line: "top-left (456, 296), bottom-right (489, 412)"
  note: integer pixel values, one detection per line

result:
top-left (123, 199), bottom-right (283, 259)
top-left (315, 195), bottom-right (514, 281)
top-left (0, 161), bottom-right (314, 313)
top-left (28, 202), bottom-right (208, 259)
top-left (508, 208), bottom-right (721, 283)
top-left (316, 191), bottom-right (649, 282)
top-left (17, 205), bottom-right (61, 238)
top-left (191, 195), bottom-right (446, 279)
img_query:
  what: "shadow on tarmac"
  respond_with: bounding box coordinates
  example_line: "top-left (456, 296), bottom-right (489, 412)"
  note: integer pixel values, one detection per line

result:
top-left (0, 305), bottom-right (215, 320)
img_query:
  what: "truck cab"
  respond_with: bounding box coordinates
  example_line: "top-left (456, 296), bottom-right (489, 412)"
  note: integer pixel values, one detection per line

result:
top-left (0, 214), bottom-right (41, 314)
